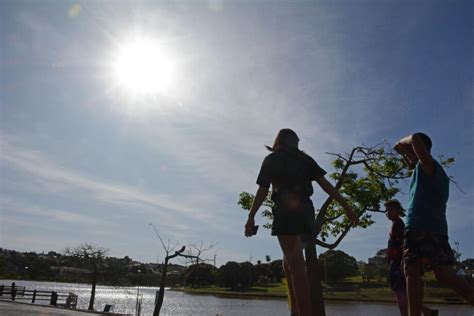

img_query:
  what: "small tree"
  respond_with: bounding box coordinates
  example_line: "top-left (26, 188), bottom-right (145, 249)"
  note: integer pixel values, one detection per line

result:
top-left (184, 263), bottom-right (216, 288)
top-left (319, 250), bottom-right (359, 284)
top-left (216, 261), bottom-right (245, 289)
top-left (368, 249), bottom-right (389, 283)
top-left (64, 243), bottom-right (108, 311)
top-left (361, 262), bottom-right (378, 283)
top-left (149, 224), bottom-right (214, 316)
top-left (268, 259), bottom-right (284, 283)
top-left (180, 241), bottom-right (217, 287)
top-left (182, 241), bottom-right (217, 265)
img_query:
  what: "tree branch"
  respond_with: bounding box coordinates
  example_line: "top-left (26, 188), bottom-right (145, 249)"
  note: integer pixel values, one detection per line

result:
top-left (315, 225), bottom-right (351, 250)
top-left (149, 223), bottom-right (168, 254)
top-left (449, 177), bottom-right (466, 194)
top-left (315, 207), bottom-right (367, 249)
top-left (362, 161), bottom-right (408, 179)
top-left (325, 152), bottom-right (348, 162)
top-left (315, 148), bottom-right (357, 233)
top-left (166, 246), bottom-right (186, 260)
top-left (367, 208), bottom-right (385, 214)
top-left (325, 212), bottom-right (345, 222)
top-left (180, 241), bottom-right (216, 265)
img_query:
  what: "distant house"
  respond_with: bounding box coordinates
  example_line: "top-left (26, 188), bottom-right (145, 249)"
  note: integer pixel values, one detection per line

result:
top-left (168, 270), bottom-right (181, 276)
top-left (50, 266), bottom-right (89, 277)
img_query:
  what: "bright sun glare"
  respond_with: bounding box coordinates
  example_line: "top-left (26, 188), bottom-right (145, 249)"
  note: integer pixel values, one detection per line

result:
top-left (113, 37), bottom-right (177, 96)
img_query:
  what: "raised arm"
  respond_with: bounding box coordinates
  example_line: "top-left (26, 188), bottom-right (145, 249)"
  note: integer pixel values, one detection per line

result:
top-left (315, 176), bottom-right (358, 226)
top-left (394, 133), bottom-right (434, 175)
top-left (245, 186), bottom-right (269, 237)
top-left (394, 135), bottom-right (418, 169)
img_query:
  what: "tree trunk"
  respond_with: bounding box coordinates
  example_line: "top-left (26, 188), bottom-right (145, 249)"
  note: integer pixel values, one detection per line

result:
top-left (153, 259), bottom-right (169, 316)
top-left (88, 269), bottom-right (97, 311)
top-left (305, 239), bottom-right (325, 316)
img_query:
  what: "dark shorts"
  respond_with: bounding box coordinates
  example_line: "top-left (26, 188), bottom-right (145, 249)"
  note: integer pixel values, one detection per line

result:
top-left (403, 229), bottom-right (455, 267)
top-left (271, 200), bottom-right (316, 237)
top-left (389, 262), bottom-right (406, 295)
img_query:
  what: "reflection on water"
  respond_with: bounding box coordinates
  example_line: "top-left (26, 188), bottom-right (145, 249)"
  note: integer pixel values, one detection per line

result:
top-left (1, 280), bottom-right (472, 316)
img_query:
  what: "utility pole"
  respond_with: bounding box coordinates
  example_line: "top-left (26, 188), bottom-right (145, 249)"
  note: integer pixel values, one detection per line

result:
top-left (324, 256), bottom-right (327, 285)
top-left (135, 269), bottom-right (142, 316)
top-left (248, 255), bottom-right (253, 289)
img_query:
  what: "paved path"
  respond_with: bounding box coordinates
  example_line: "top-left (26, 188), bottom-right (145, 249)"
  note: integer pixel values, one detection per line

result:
top-left (0, 300), bottom-right (132, 316)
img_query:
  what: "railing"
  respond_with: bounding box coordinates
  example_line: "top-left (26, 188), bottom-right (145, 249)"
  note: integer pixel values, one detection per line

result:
top-left (0, 283), bottom-right (78, 308)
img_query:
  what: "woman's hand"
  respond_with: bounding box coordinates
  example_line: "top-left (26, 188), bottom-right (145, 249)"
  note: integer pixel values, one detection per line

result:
top-left (245, 217), bottom-right (255, 237)
top-left (244, 186), bottom-right (268, 237)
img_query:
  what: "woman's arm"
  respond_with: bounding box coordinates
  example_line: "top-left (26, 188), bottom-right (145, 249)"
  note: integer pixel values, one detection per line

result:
top-left (245, 186), bottom-right (269, 237)
top-left (315, 176), bottom-right (358, 226)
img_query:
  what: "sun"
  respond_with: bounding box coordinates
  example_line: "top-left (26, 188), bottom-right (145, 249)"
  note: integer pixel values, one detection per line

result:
top-left (112, 37), bottom-right (177, 96)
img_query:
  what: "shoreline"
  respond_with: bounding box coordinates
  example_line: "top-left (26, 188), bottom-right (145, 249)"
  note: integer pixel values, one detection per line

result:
top-left (172, 288), bottom-right (468, 305)
top-left (1, 279), bottom-right (467, 306)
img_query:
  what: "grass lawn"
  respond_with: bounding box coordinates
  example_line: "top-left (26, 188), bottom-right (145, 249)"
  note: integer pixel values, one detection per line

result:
top-left (176, 271), bottom-right (467, 304)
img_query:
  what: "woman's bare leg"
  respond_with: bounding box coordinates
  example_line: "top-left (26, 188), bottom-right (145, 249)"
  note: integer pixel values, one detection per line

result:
top-left (278, 236), bottom-right (311, 316)
top-left (283, 257), bottom-right (299, 314)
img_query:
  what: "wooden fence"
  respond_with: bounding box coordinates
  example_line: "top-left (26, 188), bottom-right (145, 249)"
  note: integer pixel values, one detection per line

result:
top-left (0, 282), bottom-right (78, 308)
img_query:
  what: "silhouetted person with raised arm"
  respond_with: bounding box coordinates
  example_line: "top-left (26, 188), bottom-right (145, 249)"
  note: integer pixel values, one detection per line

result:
top-left (245, 129), bottom-right (358, 316)
top-left (394, 132), bottom-right (474, 316)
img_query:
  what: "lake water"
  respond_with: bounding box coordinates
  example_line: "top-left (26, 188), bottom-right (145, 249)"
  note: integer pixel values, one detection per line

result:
top-left (1, 280), bottom-right (472, 315)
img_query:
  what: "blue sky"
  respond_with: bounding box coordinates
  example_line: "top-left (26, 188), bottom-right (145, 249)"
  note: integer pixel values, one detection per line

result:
top-left (1, 0), bottom-right (472, 266)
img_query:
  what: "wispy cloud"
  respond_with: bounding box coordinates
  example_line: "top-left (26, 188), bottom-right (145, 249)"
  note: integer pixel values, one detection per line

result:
top-left (0, 136), bottom-right (253, 247)
top-left (1, 197), bottom-right (102, 226)
top-left (0, 138), bottom-right (213, 223)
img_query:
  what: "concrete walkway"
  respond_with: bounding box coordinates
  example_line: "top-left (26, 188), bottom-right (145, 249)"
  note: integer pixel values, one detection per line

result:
top-left (0, 300), bottom-right (132, 316)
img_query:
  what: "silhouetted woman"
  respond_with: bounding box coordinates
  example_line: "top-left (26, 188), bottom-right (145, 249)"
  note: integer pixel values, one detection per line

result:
top-left (245, 129), bottom-right (358, 316)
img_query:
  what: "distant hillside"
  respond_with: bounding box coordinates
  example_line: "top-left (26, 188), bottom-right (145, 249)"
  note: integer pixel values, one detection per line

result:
top-left (0, 248), bottom-right (185, 286)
